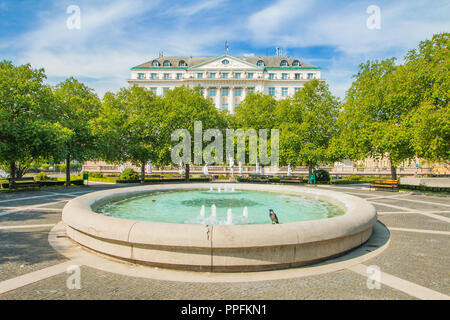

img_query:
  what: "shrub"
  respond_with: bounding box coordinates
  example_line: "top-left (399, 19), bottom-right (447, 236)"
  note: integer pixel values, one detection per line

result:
top-left (34, 172), bottom-right (49, 181)
top-left (55, 164), bottom-right (66, 171)
top-left (119, 168), bottom-right (140, 180)
top-left (89, 172), bottom-right (104, 178)
top-left (315, 169), bottom-right (330, 183)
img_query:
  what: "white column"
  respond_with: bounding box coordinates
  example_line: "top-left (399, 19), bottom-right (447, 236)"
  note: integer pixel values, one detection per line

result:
top-left (229, 86), bottom-right (234, 113)
top-left (215, 87), bottom-right (221, 110)
top-left (242, 87), bottom-right (247, 101)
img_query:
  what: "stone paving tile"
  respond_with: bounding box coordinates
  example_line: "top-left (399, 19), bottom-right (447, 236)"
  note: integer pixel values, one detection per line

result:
top-left (0, 197), bottom-right (67, 208)
top-left (365, 230), bottom-right (450, 295)
top-left (0, 266), bottom-right (414, 300)
top-left (373, 198), bottom-right (449, 211)
top-left (379, 214), bottom-right (450, 232)
top-left (429, 212), bottom-right (450, 218)
top-left (404, 194), bottom-right (450, 205)
top-left (38, 201), bottom-right (69, 210)
top-left (0, 211), bottom-right (61, 227)
top-left (372, 204), bottom-right (407, 213)
top-left (0, 228), bottom-right (68, 282)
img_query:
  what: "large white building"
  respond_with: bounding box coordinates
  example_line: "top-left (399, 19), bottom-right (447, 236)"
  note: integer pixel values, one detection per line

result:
top-left (128, 54), bottom-right (321, 113)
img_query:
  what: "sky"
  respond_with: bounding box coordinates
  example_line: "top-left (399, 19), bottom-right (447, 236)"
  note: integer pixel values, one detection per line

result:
top-left (0, 0), bottom-right (449, 99)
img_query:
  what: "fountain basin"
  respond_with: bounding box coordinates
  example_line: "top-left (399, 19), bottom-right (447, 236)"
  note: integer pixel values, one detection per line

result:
top-left (62, 183), bottom-right (377, 272)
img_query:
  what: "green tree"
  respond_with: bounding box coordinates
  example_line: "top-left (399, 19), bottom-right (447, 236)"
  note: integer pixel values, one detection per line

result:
top-left (277, 79), bottom-right (340, 178)
top-left (54, 78), bottom-right (101, 186)
top-left (163, 86), bottom-right (228, 179)
top-left (234, 92), bottom-right (278, 130)
top-left (0, 61), bottom-right (69, 188)
top-left (337, 59), bottom-right (415, 180)
top-left (231, 92), bottom-right (278, 167)
top-left (398, 33), bottom-right (449, 163)
top-left (95, 86), bottom-right (164, 183)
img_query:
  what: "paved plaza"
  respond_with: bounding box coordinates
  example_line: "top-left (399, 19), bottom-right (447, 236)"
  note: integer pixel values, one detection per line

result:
top-left (0, 184), bottom-right (448, 300)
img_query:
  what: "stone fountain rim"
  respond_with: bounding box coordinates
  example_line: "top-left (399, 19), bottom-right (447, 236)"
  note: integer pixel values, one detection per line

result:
top-left (62, 183), bottom-right (377, 249)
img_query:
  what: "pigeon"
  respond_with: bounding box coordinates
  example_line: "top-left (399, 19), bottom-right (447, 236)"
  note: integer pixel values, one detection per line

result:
top-left (269, 209), bottom-right (279, 224)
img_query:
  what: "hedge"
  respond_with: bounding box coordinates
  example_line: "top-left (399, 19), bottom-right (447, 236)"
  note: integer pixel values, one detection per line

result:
top-left (399, 184), bottom-right (450, 193)
top-left (0, 179), bottom-right (84, 189)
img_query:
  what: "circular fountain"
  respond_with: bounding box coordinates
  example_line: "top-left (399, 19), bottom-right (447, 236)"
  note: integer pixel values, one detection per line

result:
top-left (62, 183), bottom-right (377, 272)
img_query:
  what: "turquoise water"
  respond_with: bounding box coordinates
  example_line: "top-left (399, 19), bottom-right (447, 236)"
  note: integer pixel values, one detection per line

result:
top-left (96, 189), bottom-right (344, 225)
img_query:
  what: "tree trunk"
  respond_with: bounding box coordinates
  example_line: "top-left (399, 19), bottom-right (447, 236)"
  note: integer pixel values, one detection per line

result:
top-left (185, 163), bottom-right (190, 182)
top-left (308, 163), bottom-right (313, 183)
top-left (65, 154), bottom-right (71, 187)
top-left (390, 164), bottom-right (397, 181)
top-left (141, 162), bottom-right (145, 184)
top-left (9, 161), bottom-right (16, 189)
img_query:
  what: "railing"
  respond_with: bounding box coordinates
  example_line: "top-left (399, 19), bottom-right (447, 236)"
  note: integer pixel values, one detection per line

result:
top-left (82, 163), bottom-right (435, 177)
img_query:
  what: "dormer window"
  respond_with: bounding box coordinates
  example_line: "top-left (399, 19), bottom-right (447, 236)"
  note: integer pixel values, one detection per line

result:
top-left (178, 60), bottom-right (187, 67)
top-left (292, 60), bottom-right (300, 66)
top-left (163, 60), bottom-right (171, 67)
top-left (152, 60), bottom-right (160, 67)
top-left (257, 60), bottom-right (265, 67)
top-left (280, 60), bottom-right (288, 67)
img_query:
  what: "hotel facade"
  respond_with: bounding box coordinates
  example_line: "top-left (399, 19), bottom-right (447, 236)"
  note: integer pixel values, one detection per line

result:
top-left (128, 54), bottom-right (321, 113)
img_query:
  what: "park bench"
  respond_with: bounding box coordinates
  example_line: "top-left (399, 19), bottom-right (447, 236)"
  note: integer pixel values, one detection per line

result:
top-left (279, 176), bottom-right (304, 184)
top-left (370, 179), bottom-right (399, 191)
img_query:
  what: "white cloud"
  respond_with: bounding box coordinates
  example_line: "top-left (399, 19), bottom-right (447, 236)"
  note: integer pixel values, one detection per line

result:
top-left (163, 0), bottom-right (226, 16)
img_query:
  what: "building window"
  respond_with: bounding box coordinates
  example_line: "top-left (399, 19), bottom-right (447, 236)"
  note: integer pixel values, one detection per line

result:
top-left (209, 73), bottom-right (216, 79)
top-left (152, 60), bottom-right (160, 67)
top-left (208, 88), bottom-right (216, 96)
top-left (151, 73), bottom-right (157, 80)
top-left (282, 73), bottom-right (288, 80)
top-left (295, 87), bottom-right (302, 93)
top-left (163, 87), bottom-right (169, 95)
top-left (234, 88), bottom-right (241, 96)
top-left (295, 73), bottom-right (301, 80)
top-left (222, 88), bottom-right (229, 96)
top-left (197, 73), bottom-right (203, 79)
top-left (268, 87), bottom-right (275, 96)
top-left (269, 73), bottom-right (275, 80)
top-left (222, 59), bottom-right (230, 65)
top-left (163, 60), bottom-right (171, 67)
top-left (164, 73), bottom-right (170, 80)
top-left (150, 87), bottom-right (157, 95)
top-left (138, 73), bottom-right (145, 80)
top-left (308, 73), bottom-right (315, 80)
top-left (280, 60), bottom-right (288, 66)
top-left (257, 60), bottom-right (265, 67)
top-left (281, 87), bottom-right (288, 96)
top-left (292, 60), bottom-right (300, 66)
top-left (176, 73), bottom-right (182, 80)
top-left (234, 73), bottom-right (241, 79)
top-left (247, 87), bottom-right (255, 94)
top-left (222, 104), bottom-right (228, 111)
top-left (247, 73), bottom-right (254, 79)
top-left (221, 73), bottom-right (228, 79)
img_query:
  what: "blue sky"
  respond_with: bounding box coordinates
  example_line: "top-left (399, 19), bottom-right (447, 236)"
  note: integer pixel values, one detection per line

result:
top-left (0, 0), bottom-right (449, 98)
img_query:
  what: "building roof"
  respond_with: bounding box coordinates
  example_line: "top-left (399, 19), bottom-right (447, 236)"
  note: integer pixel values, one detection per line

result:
top-left (132, 55), bottom-right (318, 69)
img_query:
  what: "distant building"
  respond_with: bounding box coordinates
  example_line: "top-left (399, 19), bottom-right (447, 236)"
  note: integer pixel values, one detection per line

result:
top-left (128, 54), bottom-right (321, 113)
